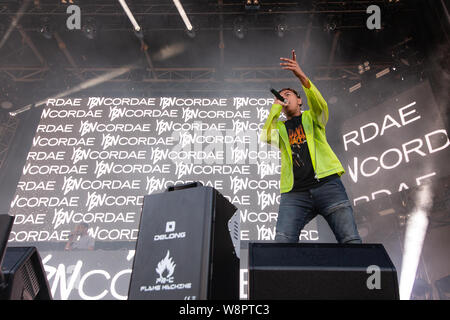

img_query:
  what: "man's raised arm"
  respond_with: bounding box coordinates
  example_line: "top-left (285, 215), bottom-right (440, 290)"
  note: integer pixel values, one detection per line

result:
top-left (280, 50), bottom-right (329, 126)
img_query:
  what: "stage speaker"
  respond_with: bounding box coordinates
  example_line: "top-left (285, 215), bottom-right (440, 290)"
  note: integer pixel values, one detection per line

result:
top-left (128, 184), bottom-right (239, 300)
top-left (0, 215), bottom-right (14, 266)
top-left (248, 242), bottom-right (399, 300)
top-left (0, 247), bottom-right (52, 300)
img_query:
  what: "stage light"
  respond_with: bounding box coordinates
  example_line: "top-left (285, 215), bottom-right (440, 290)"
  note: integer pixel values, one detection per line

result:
top-left (276, 24), bottom-right (287, 37)
top-left (324, 16), bottom-right (337, 32)
top-left (82, 18), bottom-right (97, 40)
top-left (173, 0), bottom-right (193, 31)
top-left (233, 17), bottom-right (246, 39)
top-left (399, 184), bottom-right (432, 300)
top-left (38, 17), bottom-right (52, 39)
top-left (358, 61), bottom-right (371, 74)
top-left (275, 15), bottom-right (288, 38)
top-left (186, 28), bottom-right (196, 38)
top-left (323, 14), bottom-right (342, 34)
top-left (349, 82), bottom-right (361, 93)
top-left (358, 65), bottom-right (364, 74)
top-left (326, 22), bottom-right (336, 32)
top-left (118, 0), bottom-right (141, 32)
top-left (234, 25), bottom-right (245, 39)
top-left (39, 25), bottom-right (52, 39)
top-left (134, 29), bottom-right (144, 39)
top-left (245, 0), bottom-right (260, 11)
top-left (376, 67), bottom-right (390, 78)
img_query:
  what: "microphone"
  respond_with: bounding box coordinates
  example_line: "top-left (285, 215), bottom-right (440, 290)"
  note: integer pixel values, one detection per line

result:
top-left (270, 88), bottom-right (287, 104)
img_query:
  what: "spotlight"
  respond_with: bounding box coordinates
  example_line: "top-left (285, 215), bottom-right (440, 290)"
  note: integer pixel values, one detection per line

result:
top-left (185, 27), bottom-right (196, 38)
top-left (119, 0), bottom-right (141, 32)
top-left (275, 15), bottom-right (288, 38)
top-left (323, 15), bottom-right (340, 33)
top-left (358, 61), bottom-right (370, 74)
top-left (134, 29), bottom-right (144, 39)
top-left (349, 82), bottom-right (361, 93)
top-left (376, 67), bottom-right (390, 78)
top-left (39, 25), bottom-right (52, 39)
top-left (82, 18), bottom-right (97, 40)
top-left (173, 0), bottom-right (193, 31)
top-left (326, 22), bottom-right (336, 32)
top-left (245, 0), bottom-right (260, 11)
top-left (276, 24), bottom-right (287, 37)
top-left (233, 17), bottom-right (247, 40)
top-left (358, 65), bottom-right (364, 74)
top-left (38, 17), bottom-right (53, 39)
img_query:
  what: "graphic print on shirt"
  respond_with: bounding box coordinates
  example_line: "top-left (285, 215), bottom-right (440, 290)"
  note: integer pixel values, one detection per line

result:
top-left (288, 125), bottom-right (307, 145)
top-left (287, 125), bottom-right (307, 168)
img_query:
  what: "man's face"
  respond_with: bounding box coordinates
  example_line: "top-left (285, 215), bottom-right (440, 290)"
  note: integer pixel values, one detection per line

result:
top-left (280, 90), bottom-right (302, 116)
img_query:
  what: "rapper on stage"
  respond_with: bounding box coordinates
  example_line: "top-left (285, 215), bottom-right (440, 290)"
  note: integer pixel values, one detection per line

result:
top-left (261, 50), bottom-right (362, 244)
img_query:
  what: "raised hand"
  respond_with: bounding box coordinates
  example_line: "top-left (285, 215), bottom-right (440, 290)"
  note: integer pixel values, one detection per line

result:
top-left (280, 49), bottom-right (311, 88)
top-left (280, 50), bottom-right (302, 78)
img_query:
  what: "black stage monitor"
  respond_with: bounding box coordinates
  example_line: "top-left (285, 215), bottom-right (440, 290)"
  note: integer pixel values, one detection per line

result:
top-left (248, 242), bottom-right (399, 300)
top-left (0, 215), bottom-right (14, 270)
top-left (0, 215), bottom-right (52, 300)
top-left (128, 184), bottom-right (239, 300)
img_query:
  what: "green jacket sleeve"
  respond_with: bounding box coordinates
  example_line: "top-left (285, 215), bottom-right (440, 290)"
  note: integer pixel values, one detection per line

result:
top-left (303, 80), bottom-right (329, 127)
top-left (260, 103), bottom-right (283, 148)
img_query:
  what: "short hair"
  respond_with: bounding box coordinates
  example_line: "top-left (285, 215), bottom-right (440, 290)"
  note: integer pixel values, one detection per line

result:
top-left (278, 88), bottom-right (301, 98)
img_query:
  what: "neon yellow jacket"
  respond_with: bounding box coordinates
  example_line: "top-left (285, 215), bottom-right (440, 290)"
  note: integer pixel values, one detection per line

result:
top-left (260, 80), bottom-right (345, 193)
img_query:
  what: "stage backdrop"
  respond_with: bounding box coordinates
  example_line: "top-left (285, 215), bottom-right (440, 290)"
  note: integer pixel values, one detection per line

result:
top-left (6, 80), bottom-right (449, 299)
top-left (340, 81), bottom-right (449, 206)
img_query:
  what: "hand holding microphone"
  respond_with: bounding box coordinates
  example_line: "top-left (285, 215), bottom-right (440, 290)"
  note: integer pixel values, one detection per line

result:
top-left (270, 88), bottom-right (288, 107)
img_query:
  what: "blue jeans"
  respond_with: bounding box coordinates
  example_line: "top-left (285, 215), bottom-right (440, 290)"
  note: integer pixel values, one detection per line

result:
top-left (275, 177), bottom-right (362, 244)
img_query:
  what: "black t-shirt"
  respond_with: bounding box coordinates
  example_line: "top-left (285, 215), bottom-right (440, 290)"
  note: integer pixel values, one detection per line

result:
top-left (284, 114), bottom-right (338, 192)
